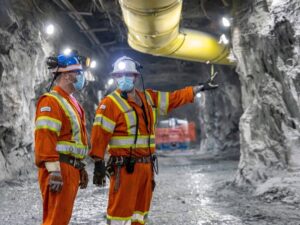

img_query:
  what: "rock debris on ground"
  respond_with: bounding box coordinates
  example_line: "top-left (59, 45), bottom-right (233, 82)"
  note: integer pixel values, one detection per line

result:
top-left (0, 152), bottom-right (299, 225)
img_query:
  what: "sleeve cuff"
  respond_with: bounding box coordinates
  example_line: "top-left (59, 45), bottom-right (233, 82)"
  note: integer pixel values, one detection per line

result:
top-left (45, 161), bottom-right (61, 172)
top-left (187, 86), bottom-right (195, 102)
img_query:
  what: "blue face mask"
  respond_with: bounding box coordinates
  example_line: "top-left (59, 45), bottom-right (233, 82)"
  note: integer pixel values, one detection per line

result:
top-left (73, 72), bottom-right (85, 91)
top-left (116, 76), bottom-right (135, 92)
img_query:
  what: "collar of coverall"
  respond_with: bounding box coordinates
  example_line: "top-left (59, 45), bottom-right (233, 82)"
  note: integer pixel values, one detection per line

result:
top-left (53, 85), bottom-right (77, 100)
top-left (117, 88), bottom-right (147, 107)
top-left (53, 85), bottom-right (85, 119)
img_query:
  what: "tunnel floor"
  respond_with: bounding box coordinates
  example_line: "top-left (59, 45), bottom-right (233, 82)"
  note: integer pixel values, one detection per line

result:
top-left (0, 151), bottom-right (299, 225)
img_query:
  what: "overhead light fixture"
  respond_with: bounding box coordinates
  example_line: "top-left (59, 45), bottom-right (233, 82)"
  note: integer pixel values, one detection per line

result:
top-left (63, 48), bottom-right (72, 56)
top-left (45, 24), bottom-right (55, 35)
top-left (219, 34), bottom-right (229, 45)
top-left (108, 78), bottom-right (114, 86)
top-left (222, 17), bottom-right (231, 27)
top-left (90, 60), bottom-right (97, 68)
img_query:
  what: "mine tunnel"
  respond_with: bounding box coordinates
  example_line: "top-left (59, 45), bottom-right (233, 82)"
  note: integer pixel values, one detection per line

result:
top-left (0, 0), bottom-right (300, 224)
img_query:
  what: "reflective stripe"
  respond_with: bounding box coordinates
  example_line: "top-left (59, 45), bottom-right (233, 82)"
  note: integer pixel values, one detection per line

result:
top-left (132, 211), bottom-right (148, 224)
top-left (108, 91), bottom-right (137, 134)
top-left (107, 215), bottom-right (131, 225)
top-left (93, 114), bottom-right (116, 133)
top-left (56, 141), bottom-right (88, 159)
top-left (145, 91), bottom-right (154, 106)
top-left (44, 91), bottom-right (87, 159)
top-left (35, 116), bottom-right (62, 135)
top-left (145, 91), bottom-right (157, 128)
top-left (152, 107), bottom-right (157, 129)
top-left (45, 91), bottom-right (82, 143)
top-left (158, 91), bottom-right (169, 116)
top-left (55, 64), bottom-right (82, 73)
top-left (109, 135), bottom-right (155, 148)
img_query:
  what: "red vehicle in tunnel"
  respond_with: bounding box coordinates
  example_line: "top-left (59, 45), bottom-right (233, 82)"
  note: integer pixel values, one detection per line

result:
top-left (155, 118), bottom-right (196, 150)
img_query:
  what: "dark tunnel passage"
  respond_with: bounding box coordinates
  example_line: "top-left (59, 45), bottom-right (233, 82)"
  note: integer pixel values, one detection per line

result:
top-left (0, 0), bottom-right (300, 224)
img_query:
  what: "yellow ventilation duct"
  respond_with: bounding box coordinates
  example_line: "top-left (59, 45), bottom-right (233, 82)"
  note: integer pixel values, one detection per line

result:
top-left (119, 0), bottom-right (233, 65)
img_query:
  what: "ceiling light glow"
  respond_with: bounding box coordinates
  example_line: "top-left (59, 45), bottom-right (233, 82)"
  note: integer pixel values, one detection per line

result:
top-left (222, 17), bottom-right (231, 27)
top-left (90, 60), bottom-right (97, 68)
top-left (63, 48), bottom-right (72, 56)
top-left (219, 34), bottom-right (229, 45)
top-left (46, 24), bottom-right (55, 35)
top-left (108, 78), bottom-right (114, 86)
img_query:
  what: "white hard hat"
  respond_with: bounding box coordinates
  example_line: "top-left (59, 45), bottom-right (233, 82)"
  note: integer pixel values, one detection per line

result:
top-left (111, 56), bottom-right (141, 75)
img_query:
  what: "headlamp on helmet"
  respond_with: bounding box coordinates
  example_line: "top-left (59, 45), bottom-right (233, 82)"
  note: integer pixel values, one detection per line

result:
top-left (117, 61), bottom-right (126, 70)
top-left (111, 56), bottom-right (143, 76)
top-left (46, 50), bottom-right (87, 73)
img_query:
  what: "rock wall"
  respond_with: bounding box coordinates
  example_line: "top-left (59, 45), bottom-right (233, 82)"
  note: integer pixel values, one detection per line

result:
top-left (0, 0), bottom-right (103, 181)
top-left (142, 59), bottom-right (243, 155)
top-left (232, 0), bottom-right (300, 186)
top-left (0, 0), bottom-right (52, 180)
top-left (198, 65), bottom-right (242, 158)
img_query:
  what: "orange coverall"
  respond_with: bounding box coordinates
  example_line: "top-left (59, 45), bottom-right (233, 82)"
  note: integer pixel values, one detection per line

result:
top-left (90, 87), bottom-right (194, 225)
top-left (35, 86), bottom-right (88, 225)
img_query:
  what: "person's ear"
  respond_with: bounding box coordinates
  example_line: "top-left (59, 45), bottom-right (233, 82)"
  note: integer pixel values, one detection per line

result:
top-left (66, 72), bottom-right (76, 82)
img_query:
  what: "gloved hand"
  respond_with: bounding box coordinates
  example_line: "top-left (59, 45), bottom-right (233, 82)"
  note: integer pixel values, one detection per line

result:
top-left (193, 80), bottom-right (218, 94)
top-left (79, 168), bottom-right (89, 189)
top-left (48, 171), bottom-right (63, 193)
top-left (93, 160), bottom-right (106, 187)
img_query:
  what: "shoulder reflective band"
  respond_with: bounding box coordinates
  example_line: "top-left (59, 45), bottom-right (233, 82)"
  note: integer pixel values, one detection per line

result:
top-left (109, 135), bottom-right (155, 149)
top-left (157, 91), bottom-right (169, 116)
top-left (106, 215), bottom-right (131, 225)
top-left (45, 91), bottom-right (82, 143)
top-left (56, 141), bottom-right (88, 159)
top-left (145, 91), bottom-right (157, 129)
top-left (35, 116), bottom-right (62, 135)
top-left (108, 91), bottom-right (137, 135)
top-left (93, 114), bottom-right (116, 133)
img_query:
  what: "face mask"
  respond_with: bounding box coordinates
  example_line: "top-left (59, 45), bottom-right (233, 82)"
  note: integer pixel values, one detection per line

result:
top-left (73, 72), bottom-right (85, 91)
top-left (116, 76), bottom-right (135, 92)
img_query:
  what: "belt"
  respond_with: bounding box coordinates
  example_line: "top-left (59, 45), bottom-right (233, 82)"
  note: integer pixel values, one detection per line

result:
top-left (110, 155), bottom-right (152, 165)
top-left (59, 154), bottom-right (85, 170)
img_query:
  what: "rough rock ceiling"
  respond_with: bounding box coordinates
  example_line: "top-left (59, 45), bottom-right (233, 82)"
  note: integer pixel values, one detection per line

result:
top-left (51, 0), bottom-right (233, 89)
top-left (52, 0), bottom-right (232, 57)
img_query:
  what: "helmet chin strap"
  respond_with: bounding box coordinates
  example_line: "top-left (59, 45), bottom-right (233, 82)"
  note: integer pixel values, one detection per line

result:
top-left (47, 67), bottom-right (61, 92)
